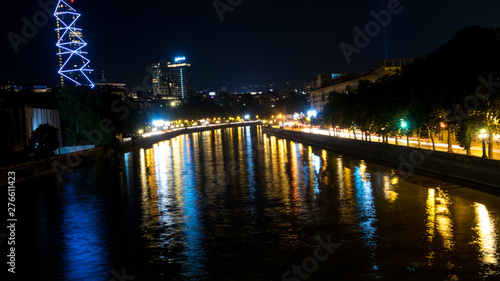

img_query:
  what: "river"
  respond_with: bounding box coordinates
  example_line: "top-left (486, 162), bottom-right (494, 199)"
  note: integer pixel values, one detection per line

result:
top-left (14, 125), bottom-right (500, 280)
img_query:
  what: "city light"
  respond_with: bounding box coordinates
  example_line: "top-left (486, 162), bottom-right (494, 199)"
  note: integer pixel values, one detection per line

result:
top-left (152, 120), bottom-right (170, 128)
top-left (244, 114), bottom-right (250, 120)
top-left (152, 120), bottom-right (164, 127)
top-left (175, 56), bottom-right (186, 62)
top-left (307, 110), bottom-right (318, 118)
top-left (54, 0), bottom-right (94, 88)
top-left (479, 129), bottom-right (488, 139)
top-left (479, 129), bottom-right (488, 158)
top-left (401, 120), bottom-right (408, 129)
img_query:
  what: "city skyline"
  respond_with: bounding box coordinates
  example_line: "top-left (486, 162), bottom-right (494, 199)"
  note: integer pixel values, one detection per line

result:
top-left (1, 0), bottom-right (500, 91)
top-left (2, 1), bottom-right (500, 280)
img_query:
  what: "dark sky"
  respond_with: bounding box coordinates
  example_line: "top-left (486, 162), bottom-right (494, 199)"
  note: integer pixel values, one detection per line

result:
top-left (1, 0), bottom-right (500, 92)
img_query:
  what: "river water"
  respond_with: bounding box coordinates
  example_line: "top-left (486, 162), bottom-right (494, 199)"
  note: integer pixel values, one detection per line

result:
top-left (13, 126), bottom-right (500, 280)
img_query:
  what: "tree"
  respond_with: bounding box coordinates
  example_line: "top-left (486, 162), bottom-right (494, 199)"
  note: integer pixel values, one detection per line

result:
top-left (28, 124), bottom-right (60, 158)
top-left (58, 86), bottom-right (102, 146)
top-left (455, 115), bottom-right (485, 155)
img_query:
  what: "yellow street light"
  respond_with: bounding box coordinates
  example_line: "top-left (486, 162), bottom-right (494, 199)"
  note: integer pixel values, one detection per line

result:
top-left (479, 129), bottom-right (488, 139)
top-left (479, 129), bottom-right (488, 158)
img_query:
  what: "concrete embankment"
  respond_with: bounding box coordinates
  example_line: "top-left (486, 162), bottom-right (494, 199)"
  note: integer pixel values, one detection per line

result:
top-left (263, 127), bottom-right (500, 189)
top-left (0, 122), bottom-right (260, 186)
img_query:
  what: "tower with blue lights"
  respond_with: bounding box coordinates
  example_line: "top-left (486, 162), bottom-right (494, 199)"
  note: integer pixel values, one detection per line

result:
top-left (54, 0), bottom-right (94, 88)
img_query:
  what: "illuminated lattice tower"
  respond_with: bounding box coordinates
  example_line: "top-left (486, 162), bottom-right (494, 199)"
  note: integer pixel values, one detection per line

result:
top-left (54, 0), bottom-right (94, 88)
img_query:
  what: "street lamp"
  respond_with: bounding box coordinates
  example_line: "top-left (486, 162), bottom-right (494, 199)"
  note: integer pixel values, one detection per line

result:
top-left (479, 129), bottom-right (488, 158)
top-left (401, 120), bottom-right (409, 146)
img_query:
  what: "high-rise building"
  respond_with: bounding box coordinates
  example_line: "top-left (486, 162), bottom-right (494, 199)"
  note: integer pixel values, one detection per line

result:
top-left (151, 57), bottom-right (192, 99)
top-left (54, 0), bottom-right (94, 88)
top-left (167, 57), bottom-right (192, 99)
top-left (151, 63), bottom-right (169, 96)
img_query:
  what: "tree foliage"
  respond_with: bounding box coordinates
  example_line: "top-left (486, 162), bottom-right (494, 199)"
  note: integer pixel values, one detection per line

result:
top-left (28, 123), bottom-right (60, 158)
top-left (58, 86), bottom-right (102, 146)
top-left (321, 26), bottom-right (500, 150)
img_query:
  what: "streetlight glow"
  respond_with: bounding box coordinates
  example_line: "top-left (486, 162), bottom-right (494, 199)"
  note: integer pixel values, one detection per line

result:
top-left (307, 110), bottom-right (317, 119)
top-left (479, 129), bottom-right (488, 139)
top-left (479, 129), bottom-right (488, 158)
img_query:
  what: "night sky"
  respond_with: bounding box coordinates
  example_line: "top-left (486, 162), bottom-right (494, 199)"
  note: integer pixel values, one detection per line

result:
top-left (1, 0), bottom-right (500, 92)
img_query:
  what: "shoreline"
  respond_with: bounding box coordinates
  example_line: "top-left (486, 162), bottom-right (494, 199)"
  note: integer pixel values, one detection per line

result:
top-left (0, 122), bottom-right (261, 186)
top-left (262, 127), bottom-right (500, 189)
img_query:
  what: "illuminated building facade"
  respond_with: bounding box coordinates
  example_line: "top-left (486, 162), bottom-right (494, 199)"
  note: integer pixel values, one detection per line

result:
top-left (167, 57), bottom-right (192, 99)
top-left (54, 0), bottom-right (94, 88)
top-left (151, 57), bottom-right (192, 99)
top-left (309, 58), bottom-right (415, 112)
top-left (151, 62), bottom-right (169, 96)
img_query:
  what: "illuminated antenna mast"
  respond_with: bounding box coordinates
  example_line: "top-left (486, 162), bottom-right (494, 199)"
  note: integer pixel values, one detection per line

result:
top-left (54, 0), bottom-right (94, 88)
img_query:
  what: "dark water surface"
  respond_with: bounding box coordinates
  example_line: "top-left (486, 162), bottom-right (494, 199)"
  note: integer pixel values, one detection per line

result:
top-left (13, 126), bottom-right (500, 280)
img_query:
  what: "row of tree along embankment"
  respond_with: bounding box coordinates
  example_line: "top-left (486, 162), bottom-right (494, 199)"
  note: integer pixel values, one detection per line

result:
top-left (0, 122), bottom-right (261, 186)
top-left (263, 127), bottom-right (500, 189)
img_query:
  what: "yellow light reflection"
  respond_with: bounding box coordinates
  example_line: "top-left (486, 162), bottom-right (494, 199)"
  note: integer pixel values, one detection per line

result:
top-left (382, 172), bottom-right (399, 203)
top-left (473, 203), bottom-right (498, 267)
top-left (436, 189), bottom-right (454, 251)
top-left (425, 188), bottom-right (455, 265)
top-left (425, 188), bottom-right (436, 265)
top-left (321, 150), bottom-right (328, 186)
top-left (337, 156), bottom-right (355, 225)
top-left (171, 136), bottom-right (184, 208)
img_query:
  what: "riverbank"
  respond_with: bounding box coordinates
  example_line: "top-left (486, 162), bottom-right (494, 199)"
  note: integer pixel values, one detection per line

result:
top-left (0, 122), bottom-right (261, 186)
top-left (263, 127), bottom-right (500, 189)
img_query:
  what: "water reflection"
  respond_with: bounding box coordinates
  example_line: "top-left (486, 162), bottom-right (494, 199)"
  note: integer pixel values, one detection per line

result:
top-left (60, 181), bottom-right (110, 280)
top-left (425, 188), bottom-right (455, 266)
top-left (337, 157), bottom-right (356, 225)
top-left (354, 160), bottom-right (379, 273)
top-left (473, 202), bottom-right (499, 277)
top-left (382, 172), bottom-right (398, 203)
top-left (19, 125), bottom-right (500, 280)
